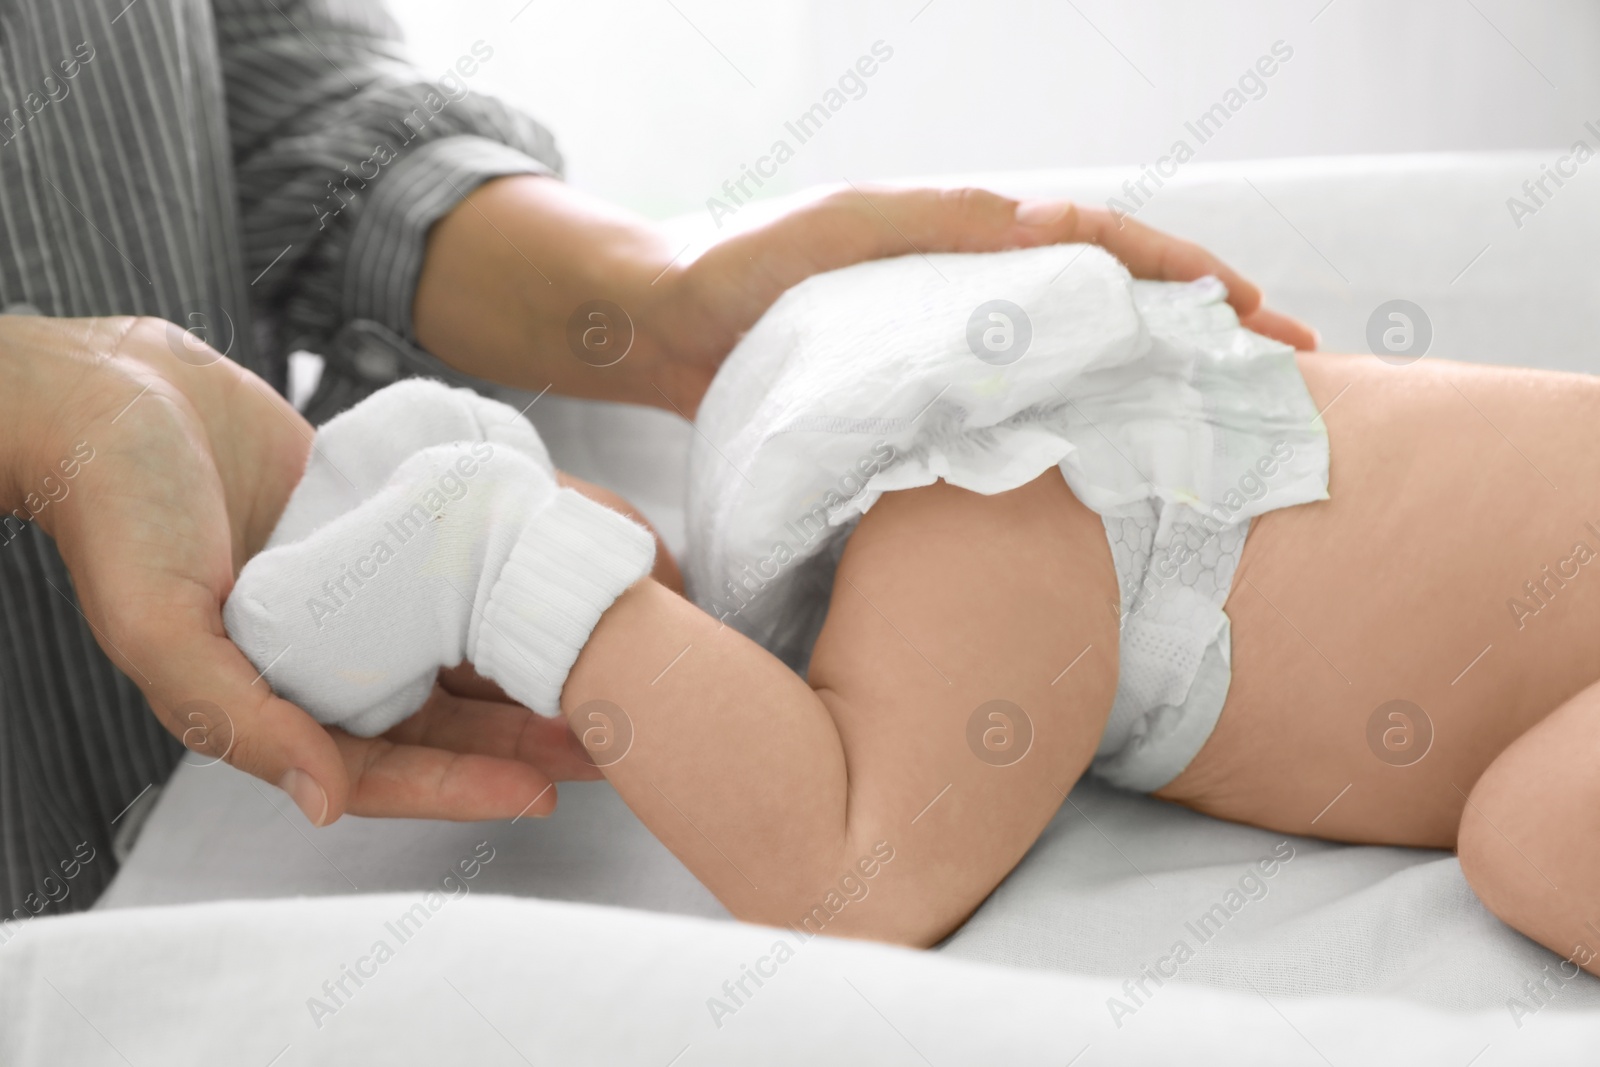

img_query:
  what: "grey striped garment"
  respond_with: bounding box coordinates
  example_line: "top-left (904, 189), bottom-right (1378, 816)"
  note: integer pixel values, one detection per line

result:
top-left (0, 0), bottom-right (561, 919)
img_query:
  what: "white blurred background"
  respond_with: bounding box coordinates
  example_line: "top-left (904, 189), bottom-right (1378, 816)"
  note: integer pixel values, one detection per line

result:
top-left (388, 0), bottom-right (1600, 219)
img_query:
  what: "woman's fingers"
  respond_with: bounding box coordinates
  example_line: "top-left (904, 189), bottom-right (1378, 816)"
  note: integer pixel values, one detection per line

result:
top-left (387, 684), bottom-right (605, 783)
top-left (331, 729), bottom-right (562, 821)
top-left (699, 184), bottom-right (1316, 350)
top-left (799, 186), bottom-right (1269, 304)
top-left (145, 634), bottom-right (581, 825)
top-left (123, 600), bottom-right (351, 827)
top-left (1029, 200), bottom-right (1319, 349)
top-left (1240, 305), bottom-right (1320, 351)
top-left (1044, 203), bottom-right (1262, 312)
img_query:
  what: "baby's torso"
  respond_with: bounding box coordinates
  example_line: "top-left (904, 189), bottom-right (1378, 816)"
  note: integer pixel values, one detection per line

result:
top-left (1158, 352), bottom-right (1600, 849)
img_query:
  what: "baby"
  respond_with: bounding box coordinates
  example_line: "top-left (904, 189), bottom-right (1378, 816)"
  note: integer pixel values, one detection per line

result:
top-left (227, 244), bottom-right (1600, 975)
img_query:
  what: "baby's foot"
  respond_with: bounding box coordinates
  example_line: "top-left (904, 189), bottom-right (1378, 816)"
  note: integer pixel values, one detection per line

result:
top-left (226, 439), bottom-right (655, 737)
top-left (271, 378), bottom-right (553, 549)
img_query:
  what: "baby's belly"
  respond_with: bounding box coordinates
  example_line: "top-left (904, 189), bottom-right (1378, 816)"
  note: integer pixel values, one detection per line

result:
top-left (1157, 353), bottom-right (1600, 849)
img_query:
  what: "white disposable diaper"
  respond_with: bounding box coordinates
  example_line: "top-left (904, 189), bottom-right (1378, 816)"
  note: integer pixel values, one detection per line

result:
top-left (686, 243), bottom-right (1330, 792)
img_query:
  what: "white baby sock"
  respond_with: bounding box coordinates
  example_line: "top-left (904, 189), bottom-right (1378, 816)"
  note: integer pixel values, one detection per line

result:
top-left (225, 383), bottom-right (656, 737)
top-left (269, 377), bottom-right (552, 549)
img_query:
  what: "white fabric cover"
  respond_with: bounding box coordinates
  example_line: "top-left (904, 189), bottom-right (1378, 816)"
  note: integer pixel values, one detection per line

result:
top-left (7, 892), bottom-right (1598, 1065)
top-left (96, 764), bottom-right (1600, 1023)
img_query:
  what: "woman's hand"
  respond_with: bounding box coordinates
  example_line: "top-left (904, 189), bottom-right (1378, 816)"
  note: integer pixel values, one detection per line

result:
top-left (651, 187), bottom-right (1318, 413)
top-left (0, 315), bottom-right (596, 827)
top-left (415, 178), bottom-right (1317, 419)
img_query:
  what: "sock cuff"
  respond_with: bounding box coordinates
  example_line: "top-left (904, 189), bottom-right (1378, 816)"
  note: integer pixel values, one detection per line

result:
top-left (471, 489), bottom-right (656, 716)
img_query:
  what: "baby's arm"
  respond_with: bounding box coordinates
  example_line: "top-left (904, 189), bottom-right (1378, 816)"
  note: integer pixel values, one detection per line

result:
top-left (564, 473), bottom-right (1120, 946)
top-left (222, 378), bottom-right (1115, 944)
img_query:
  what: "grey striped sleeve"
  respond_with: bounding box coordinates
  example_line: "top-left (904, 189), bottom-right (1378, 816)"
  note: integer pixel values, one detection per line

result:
top-left (342, 135), bottom-right (556, 342)
top-left (214, 0), bottom-right (562, 358)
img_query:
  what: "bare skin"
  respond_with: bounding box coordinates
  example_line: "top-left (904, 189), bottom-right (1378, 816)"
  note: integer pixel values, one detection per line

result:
top-left (1161, 352), bottom-right (1600, 848)
top-left (563, 349), bottom-right (1600, 971)
top-left (565, 471), bottom-right (1122, 947)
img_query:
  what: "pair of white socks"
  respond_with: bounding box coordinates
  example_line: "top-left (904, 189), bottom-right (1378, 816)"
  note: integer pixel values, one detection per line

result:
top-left (224, 379), bottom-right (656, 736)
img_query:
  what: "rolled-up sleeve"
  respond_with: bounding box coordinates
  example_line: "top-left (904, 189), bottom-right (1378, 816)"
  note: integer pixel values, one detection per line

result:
top-left (214, 0), bottom-right (562, 354)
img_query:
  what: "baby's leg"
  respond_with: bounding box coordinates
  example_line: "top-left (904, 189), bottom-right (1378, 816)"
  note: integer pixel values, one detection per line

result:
top-left (564, 472), bottom-right (1120, 945)
top-left (1459, 677), bottom-right (1600, 975)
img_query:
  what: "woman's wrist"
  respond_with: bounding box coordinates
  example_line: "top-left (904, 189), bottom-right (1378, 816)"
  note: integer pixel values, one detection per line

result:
top-left (413, 174), bottom-right (682, 410)
top-left (0, 333), bottom-right (33, 514)
top-left (0, 317), bottom-right (91, 518)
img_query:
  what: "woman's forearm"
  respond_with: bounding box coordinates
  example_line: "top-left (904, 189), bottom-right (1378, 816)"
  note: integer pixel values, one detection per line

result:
top-left (413, 175), bottom-right (684, 410)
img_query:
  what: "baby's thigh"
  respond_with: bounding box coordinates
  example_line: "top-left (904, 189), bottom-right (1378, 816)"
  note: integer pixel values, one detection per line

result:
top-left (806, 471), bottom-right (1120, 906)
top-left (813, 471), bottom-right (1120, 703)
